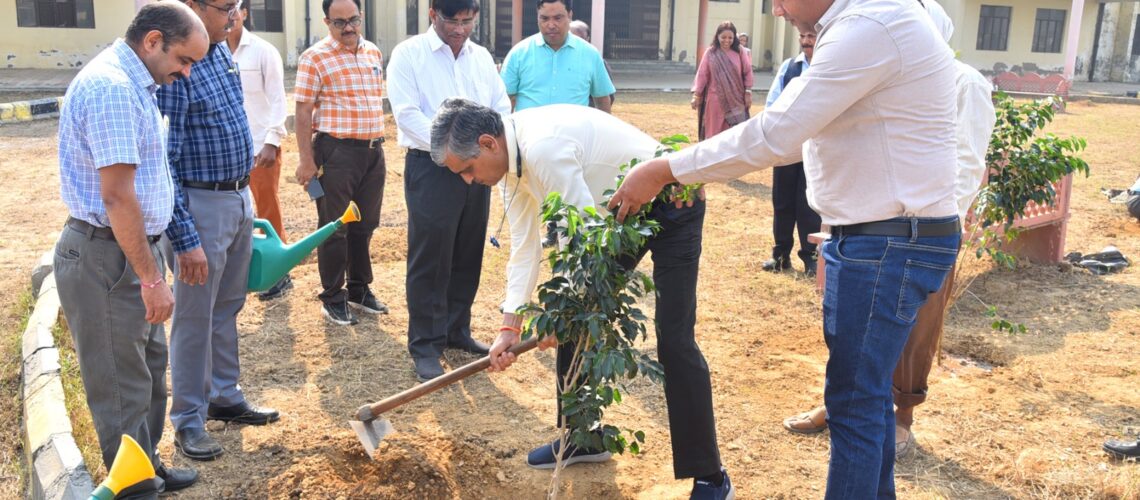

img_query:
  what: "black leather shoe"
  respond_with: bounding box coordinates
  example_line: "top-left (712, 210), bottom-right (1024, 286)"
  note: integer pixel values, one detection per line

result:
top-left (447, 336), bottom-right (491, 356)
top-left (156, 463), bottom-right (199, 492)
top-left (803, 260), bottom-right (817, 277)
top-left (762, 256), bottom-right (791, 272)
top-left (257, 274), bottom-right (293, 301)
top-left (413, 356), bottom-right (445, 382)
top-left (1104, 438), bottom-right (1140, 459)
top-left (174, 427), bottom-right (223, 461)
top-left (208, 400), bottom-right (280, 425)
top-left (115, 477), bottom-right (162, 499)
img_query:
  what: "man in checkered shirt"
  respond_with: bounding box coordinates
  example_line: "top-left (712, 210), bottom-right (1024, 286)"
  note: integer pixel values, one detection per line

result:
top-left (158, 0), bottom-right (281, 463)
top-left (294, 0), bottom-right (389, 326)
top-left (55, 3), bottom-right (205, 495)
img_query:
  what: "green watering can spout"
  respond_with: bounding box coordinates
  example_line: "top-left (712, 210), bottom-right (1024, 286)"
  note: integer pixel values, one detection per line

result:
top-left (248, 201), bottom-right (361, 292)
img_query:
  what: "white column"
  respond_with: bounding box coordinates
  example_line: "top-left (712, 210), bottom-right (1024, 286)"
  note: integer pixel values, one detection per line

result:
top-left (591, 0), bottom-right (605, 54)
top-left (1062, 0), bottom-right (1086, 81)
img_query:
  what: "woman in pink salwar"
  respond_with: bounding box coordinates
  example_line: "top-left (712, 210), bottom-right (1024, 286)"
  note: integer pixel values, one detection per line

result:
top-left (691, 22), bottom-right (754, 140)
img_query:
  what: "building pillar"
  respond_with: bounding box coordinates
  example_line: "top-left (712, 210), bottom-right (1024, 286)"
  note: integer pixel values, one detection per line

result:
top-left (696, 0), bottom-right (709, 67)
top-left (773, 17), bottom-right (786, 69)
top-left (512, 0), bottom-right (522, 46)
top-left (1062, 0), bottom-right (1086, 81)
top-left (591, 0), bottom-right (605, 54)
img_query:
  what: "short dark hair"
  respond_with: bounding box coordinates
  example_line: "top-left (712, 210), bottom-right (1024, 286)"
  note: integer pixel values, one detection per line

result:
top-left (322, 0), bottom-right (362, 17)
top-left (537, 0), bottom-right (571, 12)
top-left (432, 0), bottom-right (480, 18)
top-left (125, 2), bottom-right (200, 50)
top-left (430, 98), bottom-right (505, 165)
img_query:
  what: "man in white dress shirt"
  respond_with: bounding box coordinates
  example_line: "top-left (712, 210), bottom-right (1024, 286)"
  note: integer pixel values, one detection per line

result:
top-left (227, 2), bottom-right (292, 300)
top-left (609, 0), bottom-right (960, 497)
top-left (430, 98), bottom-right (734, 500)
top-left (387, 0), bottom-right (511, 381)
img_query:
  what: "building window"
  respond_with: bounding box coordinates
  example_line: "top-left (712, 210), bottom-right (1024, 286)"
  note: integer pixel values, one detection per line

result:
top-left (407, 0), bottom-right (419, 36)
top-left (15, 0), bottom-right (95, 29)
top-left (1132, 15), bottom-right (1140, 56)
top-left (977, 5), bottom-right (1011, 51)
top-left (244, 0), bottom-right (284, 33)
top-left (1031, 8), bottom-right (1066, 53)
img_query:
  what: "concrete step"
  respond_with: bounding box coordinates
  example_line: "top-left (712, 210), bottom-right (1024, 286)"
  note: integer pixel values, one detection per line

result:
top-left (608, 59), bottom-right (694, 73)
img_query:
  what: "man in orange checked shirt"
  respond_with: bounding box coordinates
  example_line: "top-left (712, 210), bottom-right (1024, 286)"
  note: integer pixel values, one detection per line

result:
top-left (294, 0), bottom-right (388, 326)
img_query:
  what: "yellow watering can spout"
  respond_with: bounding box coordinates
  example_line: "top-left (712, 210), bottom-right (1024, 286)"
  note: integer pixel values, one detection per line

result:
top-left (340, 202), bottom-right (362, 224)
top-left (88, 435), bottom-right (155, 500)
top-left (247, 201), bottom-right (362, 292)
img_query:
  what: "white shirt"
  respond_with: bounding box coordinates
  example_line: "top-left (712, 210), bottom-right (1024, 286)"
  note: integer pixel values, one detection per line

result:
top-left (953, 60), bottom-right (996, 220)
top-left (387, 29), bottom-right (511, 150)
top-left (501, 105), bottom-right (661, 313)
top-left (231, 29), bottom-right (287, 149)
top-left (670, 0), bottom-right (959, 226)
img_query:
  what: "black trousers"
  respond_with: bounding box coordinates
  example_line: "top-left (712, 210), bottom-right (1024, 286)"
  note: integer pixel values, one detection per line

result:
top-left (314, 134), bottom-right (386, 305)
top-left (771, 161), bottom-right (822, 266)
top-left (555, 201), bottom-right (721, 479)
top-left (404, 151), bottom-right (490, 359)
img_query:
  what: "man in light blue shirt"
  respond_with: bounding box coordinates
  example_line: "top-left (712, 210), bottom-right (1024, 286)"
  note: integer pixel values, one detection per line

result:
top-left (55, 3), bottom-right (207, 495)
top-left (499, 0), bottom-right (615, 112)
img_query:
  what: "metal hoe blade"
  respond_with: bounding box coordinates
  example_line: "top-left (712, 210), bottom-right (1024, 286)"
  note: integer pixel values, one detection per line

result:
top-left (349, 418), bottom-right (395, 460)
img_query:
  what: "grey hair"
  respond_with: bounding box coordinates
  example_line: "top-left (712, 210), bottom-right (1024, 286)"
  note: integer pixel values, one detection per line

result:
top-left (569, 19), bottom-right (589, 39)
top-left (430, 98), bottom-right (505, 165)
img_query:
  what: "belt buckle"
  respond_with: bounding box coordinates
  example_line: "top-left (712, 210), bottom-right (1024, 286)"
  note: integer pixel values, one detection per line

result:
top-left (368, 138), bottom-right (381, 149)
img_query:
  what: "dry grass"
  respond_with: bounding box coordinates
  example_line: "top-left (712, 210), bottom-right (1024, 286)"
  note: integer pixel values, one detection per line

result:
top-left (51, 321), bottom-right (105, 484)
top-left (0, 289), bottom-right (32, 498)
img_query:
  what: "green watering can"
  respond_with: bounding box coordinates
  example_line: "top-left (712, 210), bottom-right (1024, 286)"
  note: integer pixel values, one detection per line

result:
top-left (247, 201), bottom-right (361, 292)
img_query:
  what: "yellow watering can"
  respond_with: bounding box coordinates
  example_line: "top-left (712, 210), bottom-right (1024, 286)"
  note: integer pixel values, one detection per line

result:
top-left (88, 435), bottom-right (154, 500)
top-left (247, 201), bottom-right (361, 292)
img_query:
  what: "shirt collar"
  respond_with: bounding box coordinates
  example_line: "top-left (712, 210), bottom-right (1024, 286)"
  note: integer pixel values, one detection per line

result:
top-left (426, 27), bottom-right (470, 56)
top-left (816, 0), bottom-right (852, 34)
top-left (504, 116), bottom-right (521, 179)
top-left (236, 28), bottom-right (254, 50)
top-left (537, 33), bottom-right (575, 51)
top-left (326, 35), bottom-right (359, 54)
top-left (113, 38), bottom-right (158, 95)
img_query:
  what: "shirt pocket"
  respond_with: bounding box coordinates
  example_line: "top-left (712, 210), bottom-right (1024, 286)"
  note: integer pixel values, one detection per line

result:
top-left (240, 68), bottom-right (263, 94)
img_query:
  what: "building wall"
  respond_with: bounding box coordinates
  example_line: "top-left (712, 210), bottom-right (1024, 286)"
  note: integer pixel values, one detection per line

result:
top-left (1094, 1), bottom-right (1140, 83)
top-left (948, 0), bottom-right (1099, 79)
top-left (1, 0), bottom-right (137, 69)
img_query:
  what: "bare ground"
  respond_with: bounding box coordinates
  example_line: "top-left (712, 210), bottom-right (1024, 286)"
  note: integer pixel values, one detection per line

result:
top-left (1, 94), bottom-right (1138, 498)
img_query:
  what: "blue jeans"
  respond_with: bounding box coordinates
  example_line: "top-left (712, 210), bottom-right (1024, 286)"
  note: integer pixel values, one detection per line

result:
top-left (821, 217), bottom-right (960, 499)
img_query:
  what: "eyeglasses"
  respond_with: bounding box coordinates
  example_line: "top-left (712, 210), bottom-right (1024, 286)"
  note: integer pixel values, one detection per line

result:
top-left (329, 16), bottom-right (363, 30)
top-left (201, 1), bottom-right (241, 19)
top-left (438, 15), bottom-right (477, 28)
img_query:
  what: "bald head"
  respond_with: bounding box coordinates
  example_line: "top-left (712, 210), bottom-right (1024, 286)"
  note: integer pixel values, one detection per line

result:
top-left (569, 19), bottom-right (589, 40)
top-left (126, 2), bottom-right (207, 51)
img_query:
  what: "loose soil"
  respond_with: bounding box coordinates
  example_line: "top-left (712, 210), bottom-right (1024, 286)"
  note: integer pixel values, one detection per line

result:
top-left (1, 93), bottom-right (1137, 498)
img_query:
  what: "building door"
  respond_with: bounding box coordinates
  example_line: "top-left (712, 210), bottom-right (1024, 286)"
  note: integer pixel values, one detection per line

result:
top-left (603, 0), bottom-right (660, 60)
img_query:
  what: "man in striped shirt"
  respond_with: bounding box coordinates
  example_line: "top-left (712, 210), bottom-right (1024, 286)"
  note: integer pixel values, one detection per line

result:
top-left (294, 0), bottom-right (388, 326)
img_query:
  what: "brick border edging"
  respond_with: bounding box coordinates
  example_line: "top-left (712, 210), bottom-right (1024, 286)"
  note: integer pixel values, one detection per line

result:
top-left (0, 97), bottom-right (64, 124)
top-left (22, 251), bottom-right (94, 500)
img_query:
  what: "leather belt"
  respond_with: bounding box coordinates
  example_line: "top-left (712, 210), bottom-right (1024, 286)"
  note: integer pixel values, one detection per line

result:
top-left (182, 175), bottom-right (250, 191)
top-left (406, 148), bottom-right (431, 158)
top-left (66, 217), bottom-right (161, 244)
top-left (830, 219), bottom-right (960, 238)
top-left (323, 133), bottom-right (385, 149)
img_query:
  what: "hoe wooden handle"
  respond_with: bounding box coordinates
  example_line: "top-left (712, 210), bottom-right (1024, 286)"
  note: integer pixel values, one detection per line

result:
top-left (355, 336), bottom-right (541, 421)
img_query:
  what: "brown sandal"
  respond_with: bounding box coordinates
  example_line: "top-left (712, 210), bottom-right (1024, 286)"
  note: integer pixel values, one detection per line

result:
top-left (782, 405), bottom-right (828, 434)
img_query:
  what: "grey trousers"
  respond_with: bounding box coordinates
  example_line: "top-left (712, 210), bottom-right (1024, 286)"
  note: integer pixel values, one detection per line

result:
top-left (166, 187), bottom-right (253, 431)
top-left (54, 224), bottom-right (167, 471)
